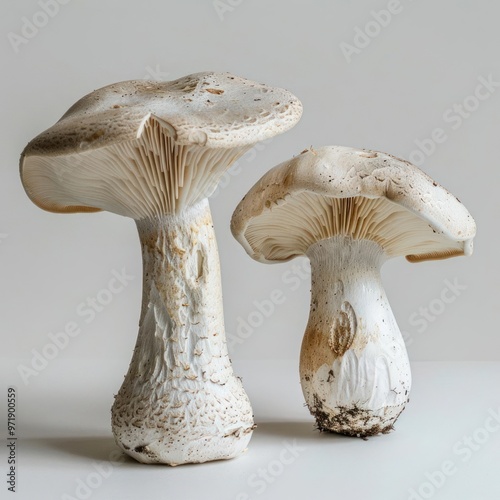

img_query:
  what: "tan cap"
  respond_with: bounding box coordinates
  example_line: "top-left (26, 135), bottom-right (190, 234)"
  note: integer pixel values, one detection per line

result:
top-left (21, 71), bottom-right (302, 218)
top-left (231, 146), bottom-right (476, 263)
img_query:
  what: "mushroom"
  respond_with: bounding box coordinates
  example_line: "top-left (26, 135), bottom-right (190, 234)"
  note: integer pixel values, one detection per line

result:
top-left (20, 72), bottom-right (302, 464)
top-left (231, 145), bottom-right (475, 437)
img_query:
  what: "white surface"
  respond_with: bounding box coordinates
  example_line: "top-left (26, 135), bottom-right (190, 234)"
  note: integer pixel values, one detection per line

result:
top-left (1, 0), bottom-right (498, 363)
top-left (1, 1), bottom-right (498, 498)
top-left (1, 360), bottom-right (499, 500)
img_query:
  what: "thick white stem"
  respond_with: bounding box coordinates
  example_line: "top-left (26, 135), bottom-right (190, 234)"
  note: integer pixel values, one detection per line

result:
top-left (300, 236), bottom-right (411, 436)
top-left (112, 199), bottom-right (254, 464)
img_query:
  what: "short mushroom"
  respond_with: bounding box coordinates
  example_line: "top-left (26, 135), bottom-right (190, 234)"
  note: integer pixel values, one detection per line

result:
top-left (20, 72), bottom-right (302, 464)
top-left (231, 145), bottom-right (475, 437)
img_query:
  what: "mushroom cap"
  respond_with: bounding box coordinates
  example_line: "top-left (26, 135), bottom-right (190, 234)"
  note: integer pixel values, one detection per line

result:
top-left (20, 71), bottom-right (302, 218)
top-left (231, 146), bottom-right (476, 263)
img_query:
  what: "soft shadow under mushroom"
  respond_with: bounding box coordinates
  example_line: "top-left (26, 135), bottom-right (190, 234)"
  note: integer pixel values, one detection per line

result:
top-left (253, 421), bottom-right (351, 442)
top-left (23, 436), bottom-right (130, 462)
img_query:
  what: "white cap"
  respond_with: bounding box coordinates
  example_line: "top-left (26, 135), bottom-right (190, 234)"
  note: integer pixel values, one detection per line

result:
top-left (21, 71), bottom-right (302, 218)
top-left (231, 146), bottom-right (476, 263)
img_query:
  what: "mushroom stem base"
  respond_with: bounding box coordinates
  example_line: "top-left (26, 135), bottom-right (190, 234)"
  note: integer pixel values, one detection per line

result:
top-left (111, 199), bottom-right (254, 465)
top-left (300, 237), bottom-right (411, 437)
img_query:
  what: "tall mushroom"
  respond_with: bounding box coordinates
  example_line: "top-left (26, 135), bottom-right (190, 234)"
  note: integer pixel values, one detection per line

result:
top-left (231, 146), bottom-right (475, 437)
top-left (20, 72), bottom-right (302, 464)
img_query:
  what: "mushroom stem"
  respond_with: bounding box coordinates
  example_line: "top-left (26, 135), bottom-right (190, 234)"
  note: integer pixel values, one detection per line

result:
top-left (300, 236), bottom-right (411, 437)
top-left (112, 198), bottom-right (254, 465)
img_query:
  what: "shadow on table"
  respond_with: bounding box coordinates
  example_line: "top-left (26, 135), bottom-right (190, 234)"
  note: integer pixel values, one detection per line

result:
top-left (24, 435), bottom-right (136, 463)
top-left (253, 421), bottom-right (351, 442)
top-left (22, 421), bottom-right (356, 464)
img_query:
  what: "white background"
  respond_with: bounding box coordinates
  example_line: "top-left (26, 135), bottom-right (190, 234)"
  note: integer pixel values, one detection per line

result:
top-left (1, 1), bottom-right (499, 499)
